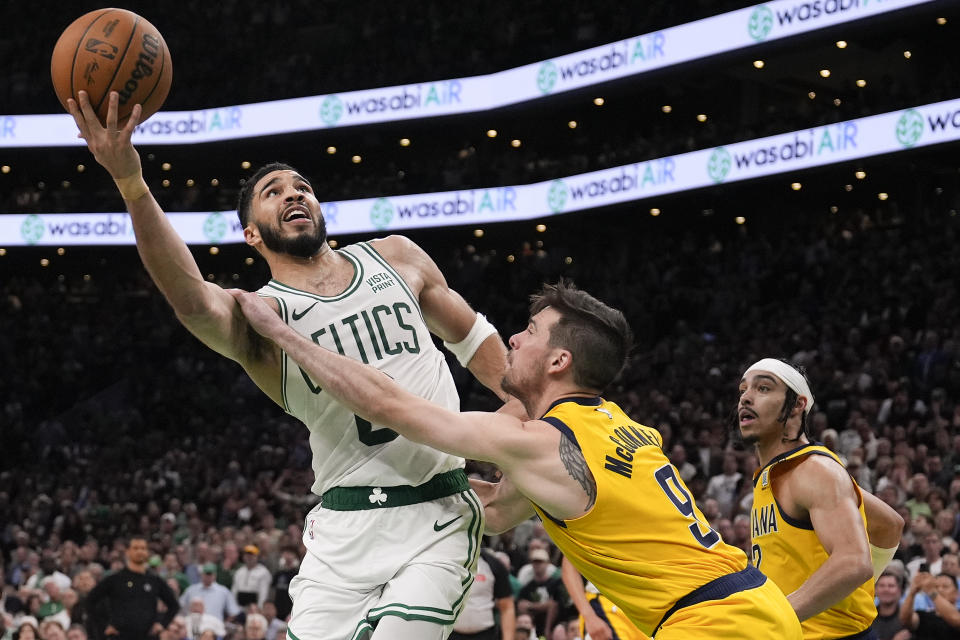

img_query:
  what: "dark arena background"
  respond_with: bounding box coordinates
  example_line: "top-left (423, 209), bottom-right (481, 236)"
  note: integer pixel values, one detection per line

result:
top-left (1, 1), bottom-right (959, 639)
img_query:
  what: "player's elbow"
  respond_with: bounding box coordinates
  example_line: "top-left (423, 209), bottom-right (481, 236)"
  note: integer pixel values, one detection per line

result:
top-left (849, 556), bottom-right (874, 586)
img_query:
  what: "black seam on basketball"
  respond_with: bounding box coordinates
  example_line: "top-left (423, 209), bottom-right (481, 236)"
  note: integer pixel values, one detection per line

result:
top-left (136, 37), bottom-right (168, 120)
top-left (95, 15), bottom-right (140, 116)
top-left (69, 8), bottom-right (113, 106)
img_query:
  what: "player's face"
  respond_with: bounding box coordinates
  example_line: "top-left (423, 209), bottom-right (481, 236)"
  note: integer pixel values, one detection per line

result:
top-left (737, 371), bottom-right (789, 445)
top-left (502, 307), bottom-right (559, 401)
top-left (250, 170), bottom-right (327, 258)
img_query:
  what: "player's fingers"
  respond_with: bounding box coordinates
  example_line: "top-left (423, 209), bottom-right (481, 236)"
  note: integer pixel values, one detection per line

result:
top-left (105, 92), bottom-right (118, 131)
top-left (123, 103), bottom-right (143, 136)
top-left (76, 91), bottom-right (102, 129)
top-left (65, 98), bottom-right (90, 139)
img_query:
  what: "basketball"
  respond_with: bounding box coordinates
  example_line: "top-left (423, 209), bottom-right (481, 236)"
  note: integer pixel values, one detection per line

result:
top-left (50, 8), bottom-right (172, 126)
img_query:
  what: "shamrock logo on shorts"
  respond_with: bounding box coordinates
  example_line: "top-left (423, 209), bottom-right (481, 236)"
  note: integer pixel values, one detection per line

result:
top-left (369, 488), bottom-right (388, 505)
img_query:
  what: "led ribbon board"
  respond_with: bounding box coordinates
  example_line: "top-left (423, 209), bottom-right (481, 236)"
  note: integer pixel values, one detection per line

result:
top-left (4, 99), bottom-right (959, 246)
top-left (0, 0), bottom-right (934, 147)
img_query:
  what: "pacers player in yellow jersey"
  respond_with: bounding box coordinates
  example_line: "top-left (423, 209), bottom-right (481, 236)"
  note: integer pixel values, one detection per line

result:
top-left (739, 359), bottom-right (904, 640)
top-left (560, 556), bottom-right (648, 640)
top-left (229, 281), bottom-right (803, 640)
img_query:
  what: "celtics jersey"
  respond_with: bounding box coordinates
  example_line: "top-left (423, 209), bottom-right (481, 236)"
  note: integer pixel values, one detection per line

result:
top-left (257, 241), bottom-right (463, 496)
top-left (751, 443), bottom-right (876, 639)
top-left (532, 397), bottom-right (748, 637)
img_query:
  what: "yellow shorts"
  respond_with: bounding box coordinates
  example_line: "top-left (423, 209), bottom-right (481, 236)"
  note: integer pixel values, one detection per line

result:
top-left (657, 576), bottom-right (802, 640)
top-left (581, 593), bottom-right (649, 640)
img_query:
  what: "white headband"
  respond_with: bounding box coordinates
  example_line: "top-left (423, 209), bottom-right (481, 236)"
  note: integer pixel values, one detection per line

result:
top-left (744, 358), bottom-right (815, 414)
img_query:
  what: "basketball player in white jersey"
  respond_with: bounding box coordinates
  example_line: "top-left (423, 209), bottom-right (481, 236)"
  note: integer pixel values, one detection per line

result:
top-left (67, 92), bottom-right (509, 640)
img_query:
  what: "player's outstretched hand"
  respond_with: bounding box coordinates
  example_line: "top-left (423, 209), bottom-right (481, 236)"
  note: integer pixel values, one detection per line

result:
top-left (67, 90), bottom-right (143, 181)
top-left (228, 289), bottom-right (286, 338)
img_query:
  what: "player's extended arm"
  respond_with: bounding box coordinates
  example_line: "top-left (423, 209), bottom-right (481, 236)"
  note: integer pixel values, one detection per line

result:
top-left (66, 91), bottom-right (261, 369)
top-left (469, 476), bottom-right (536, 534)
top-left (561, 556), bottom-right (613, 640)
top-left (861, 489), bottom-right (904, 578)
top-left (373, 236), bottom-right (508, 399)
top-left (787, 457), bottom-right (874, 621)
top-left (230, 288), bottom-right (525, 461)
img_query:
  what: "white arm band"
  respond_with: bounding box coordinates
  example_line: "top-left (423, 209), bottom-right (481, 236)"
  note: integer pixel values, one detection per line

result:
top-left (443, 313), bottom-right (498, 368)
top-left (871, 543), bottom-right (899, 581)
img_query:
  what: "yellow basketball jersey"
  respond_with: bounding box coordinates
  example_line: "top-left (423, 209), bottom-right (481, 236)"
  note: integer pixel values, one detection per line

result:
top-left (750, 443), bottom-right (876, 639)
top-left (532, 397), bottom-right (748, 636)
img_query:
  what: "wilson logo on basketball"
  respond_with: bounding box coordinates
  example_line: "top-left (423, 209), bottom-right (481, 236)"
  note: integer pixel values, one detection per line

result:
top-left (117, 33), bottom-right (160, 106)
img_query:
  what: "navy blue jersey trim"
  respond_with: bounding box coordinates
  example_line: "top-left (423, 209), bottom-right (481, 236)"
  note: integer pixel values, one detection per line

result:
top-left (542, 395), bottom-right (602, 417)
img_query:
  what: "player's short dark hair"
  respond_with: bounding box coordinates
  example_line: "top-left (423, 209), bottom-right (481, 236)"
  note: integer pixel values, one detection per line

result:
top-left (529, 279), bottom-right (633, 392)
top-left (236, 162), bottom-right (301, 227)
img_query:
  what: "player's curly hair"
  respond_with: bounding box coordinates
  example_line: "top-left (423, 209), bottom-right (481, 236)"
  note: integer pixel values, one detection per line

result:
top-left (529, 279), bottom-right (633, 392)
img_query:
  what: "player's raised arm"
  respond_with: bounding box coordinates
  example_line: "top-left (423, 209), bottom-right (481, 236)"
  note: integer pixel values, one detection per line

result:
top-left (67, 91), bottom-right (258, 367)
top-left (371, 235), bottom-right (508, 399)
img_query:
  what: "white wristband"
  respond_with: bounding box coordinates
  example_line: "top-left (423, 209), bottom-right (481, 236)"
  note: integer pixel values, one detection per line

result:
top-left (444, 313), bottom-right (498, 367)
top-left (870, 543), bottom-right (899, 581)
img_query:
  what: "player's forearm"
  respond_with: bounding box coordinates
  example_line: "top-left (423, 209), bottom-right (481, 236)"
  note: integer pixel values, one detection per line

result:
top-left (466, 334), bottom-right (509, 400)
top-left (862, 490), bottom-right (905, 548)
top-left (561, 558), bottom-right (592, 617)
top-left (271, 323), bottom-right (466, 453)
top-left (481, 477), bottom-right (535, 534)
top-left (124, 190), bottom-right (213, 316)
top-left (788, 552), bottom-right (873, 621)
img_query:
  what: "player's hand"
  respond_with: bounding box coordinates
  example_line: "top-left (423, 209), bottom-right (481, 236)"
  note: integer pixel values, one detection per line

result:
top-left (584, 612), bottom-right (614, 640)
top-left (228, 289), bottom-right (285, 337)
top-left (67, 90), bottom-right (143, 181)
top-left (149, 622), bottom-right (165, 636)
top-left (104, 624), bottom-right (119, 636)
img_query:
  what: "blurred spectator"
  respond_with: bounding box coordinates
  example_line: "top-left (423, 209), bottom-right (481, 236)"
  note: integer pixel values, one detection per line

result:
top-left (259, 602), bottom-right (284, 640)
top-left (907, 531), bottom-right (946, 580)
top-left (243, 612), bottom-right (268, 640)
top-left (179, 565), bottom-right (240, 623)
top-left (514, 613), bottom-right (536, 640)
top-left (230, 547), bottom-right (270, 608)
top-left (704, 452), bottom-right (743, 519)
top-left (13, 617), bottom-right (39, 640)
top-left (184, 598), bottom-right (226, 639)
top-left (516, 539), bottom-right (558, 588)
top-left (668, 444), bottom-right (697, 483)
top-left (874, 571), bottom-right (909, 640)
top-left (516, 549), bottom-right (568, 637)
top-left (900, 572), bottom-right (960, 638)
top-left (268, 550), bottom-right (297, 622)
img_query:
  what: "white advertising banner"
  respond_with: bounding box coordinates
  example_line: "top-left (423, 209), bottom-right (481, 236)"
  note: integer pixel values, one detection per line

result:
top-left (0, 0), bottom-right (933, 147)
top-left (4, 99), bottom-right (960, 247)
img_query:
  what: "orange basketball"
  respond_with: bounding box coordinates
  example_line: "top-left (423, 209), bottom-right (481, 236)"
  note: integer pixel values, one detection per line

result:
top-left (51, 8), bottom-right (172, 126)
